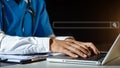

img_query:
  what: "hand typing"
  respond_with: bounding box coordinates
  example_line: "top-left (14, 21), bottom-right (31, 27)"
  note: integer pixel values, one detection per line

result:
top-left (50, 39), bottom-right (100, 58)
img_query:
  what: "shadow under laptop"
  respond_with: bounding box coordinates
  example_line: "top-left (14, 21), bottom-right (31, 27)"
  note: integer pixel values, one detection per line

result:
top-left (0, 63), bottom-right (17, 67)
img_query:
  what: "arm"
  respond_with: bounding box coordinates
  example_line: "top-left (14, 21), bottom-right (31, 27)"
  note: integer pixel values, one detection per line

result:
top-left (0, 30), bottom-right (50, 54)
top-left (0, 30), bottom-right (100, 58)
top-left (0, 30), bottom-right (72, 54)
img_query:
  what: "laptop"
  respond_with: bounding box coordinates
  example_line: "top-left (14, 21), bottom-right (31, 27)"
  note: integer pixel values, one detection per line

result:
top-left (47, 33), bottom-right (120, 65)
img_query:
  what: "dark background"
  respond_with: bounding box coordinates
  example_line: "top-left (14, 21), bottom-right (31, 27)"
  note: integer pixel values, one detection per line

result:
top-left (45, 0), bottom-right (120, 50)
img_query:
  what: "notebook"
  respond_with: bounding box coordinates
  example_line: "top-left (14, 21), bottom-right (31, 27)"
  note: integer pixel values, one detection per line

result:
top-left (47, 33), bottom-right (120, 65)
top-left (0, 53), bottom-right (51, 64)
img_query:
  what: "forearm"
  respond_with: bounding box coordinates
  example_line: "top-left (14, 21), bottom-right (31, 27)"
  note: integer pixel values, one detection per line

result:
top-left (0, 31), bottom-right (50, 54)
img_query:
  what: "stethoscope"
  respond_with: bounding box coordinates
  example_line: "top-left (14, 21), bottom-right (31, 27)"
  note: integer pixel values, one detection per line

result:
top-left (0, 0), bottom-right (36, 35)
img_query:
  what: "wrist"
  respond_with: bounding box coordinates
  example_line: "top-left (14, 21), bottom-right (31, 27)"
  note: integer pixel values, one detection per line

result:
top-left (50, 38), bottom-right (56, 52)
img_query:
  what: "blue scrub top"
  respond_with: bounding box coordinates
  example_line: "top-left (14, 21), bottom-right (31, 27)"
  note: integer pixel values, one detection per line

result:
top-left (0, 0), bottom-right (53, 37)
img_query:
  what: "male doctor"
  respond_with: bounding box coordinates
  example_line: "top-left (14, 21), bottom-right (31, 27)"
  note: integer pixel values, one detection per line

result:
top-left (0, 0), bottom-right (99, 58)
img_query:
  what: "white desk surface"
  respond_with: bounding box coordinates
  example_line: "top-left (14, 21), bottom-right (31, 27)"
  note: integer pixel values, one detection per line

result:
top-left (0, 61), bottom-right (120, 68)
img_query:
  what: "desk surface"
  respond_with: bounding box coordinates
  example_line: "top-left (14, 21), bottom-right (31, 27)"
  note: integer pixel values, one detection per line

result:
top-left (0, 61), bottom-right (120, 68)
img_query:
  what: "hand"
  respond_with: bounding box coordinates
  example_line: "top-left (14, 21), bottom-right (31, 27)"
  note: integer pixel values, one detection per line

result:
top-left (50, 39), bottom-right (100, 58)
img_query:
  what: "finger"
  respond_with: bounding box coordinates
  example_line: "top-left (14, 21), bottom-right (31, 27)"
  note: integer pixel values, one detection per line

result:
top-left (65, 44), bottom-right (87, 58)
top-left (61, 48), bottom-right (78, 58)
top-left (83, 42), bottom-right (100, 55)
top-left (65, 39), bottom-right (99, 55)
top-left (88, 43), bottom-right (100, 54)
top-left (65, 39), bottom-right (90, 53)
top-left (71, 41), bottom-right (91, 56)
top-left (64, 42), bottom-right (87, 58)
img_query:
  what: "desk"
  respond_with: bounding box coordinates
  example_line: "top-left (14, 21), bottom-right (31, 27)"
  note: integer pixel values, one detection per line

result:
top-left (0, 61), bottom-right (120, 68)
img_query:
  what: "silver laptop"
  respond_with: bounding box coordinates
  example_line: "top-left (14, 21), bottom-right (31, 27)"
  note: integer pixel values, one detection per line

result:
top-left (47, 34), bottom-right (120, 65)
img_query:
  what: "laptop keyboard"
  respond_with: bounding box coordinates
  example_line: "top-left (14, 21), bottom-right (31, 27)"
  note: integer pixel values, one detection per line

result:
top-left (77, 53), bottom-right (106, 61)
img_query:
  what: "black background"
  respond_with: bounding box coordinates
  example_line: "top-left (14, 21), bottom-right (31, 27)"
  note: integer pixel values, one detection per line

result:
top-left (45, 0), bottom-right (120, 50)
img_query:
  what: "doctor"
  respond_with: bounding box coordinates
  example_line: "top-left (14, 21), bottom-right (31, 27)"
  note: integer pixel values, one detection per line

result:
top-left (0, 0), bottom-right (99, 58)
